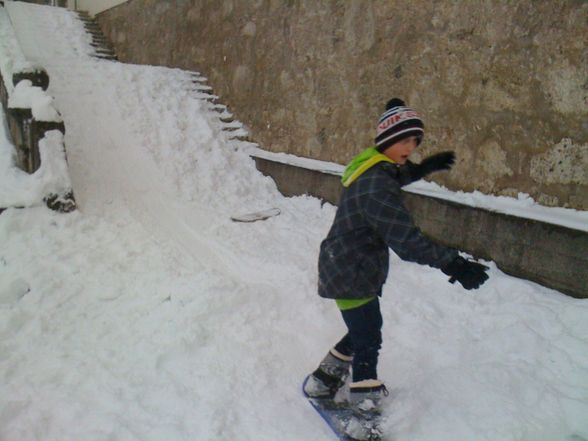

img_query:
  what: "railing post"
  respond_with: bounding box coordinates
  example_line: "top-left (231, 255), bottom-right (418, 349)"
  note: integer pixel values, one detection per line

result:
top-left (10, 69), bottom-right (55, 173)
top-left (6, 107), bottom-right (33, 172)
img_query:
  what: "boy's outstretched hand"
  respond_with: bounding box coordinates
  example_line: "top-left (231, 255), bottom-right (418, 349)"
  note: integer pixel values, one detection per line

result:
top-left (441, 256), bottom-right (489, 290)
top-left (411, 151), bottom-right (456, 180)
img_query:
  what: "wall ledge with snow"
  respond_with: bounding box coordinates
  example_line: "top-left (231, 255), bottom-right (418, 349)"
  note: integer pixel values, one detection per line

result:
top-left (248, 149), bottom-right (588, 299)
top-left (0, 5), bottom-right (75, 212)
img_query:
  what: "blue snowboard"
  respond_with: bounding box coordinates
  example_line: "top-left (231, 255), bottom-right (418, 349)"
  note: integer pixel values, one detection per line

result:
top-left (302, 376), bottom-right (387, 441)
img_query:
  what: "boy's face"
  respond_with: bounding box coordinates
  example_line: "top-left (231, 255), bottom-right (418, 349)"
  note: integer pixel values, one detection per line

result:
top-left (382, 136), bottom-right (418, 164)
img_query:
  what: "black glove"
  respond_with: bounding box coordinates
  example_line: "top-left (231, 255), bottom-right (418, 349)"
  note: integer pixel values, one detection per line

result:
top-left (411, 151), bottom-right (456, 180)
top-left (441, 256), bottom-right (489, 290)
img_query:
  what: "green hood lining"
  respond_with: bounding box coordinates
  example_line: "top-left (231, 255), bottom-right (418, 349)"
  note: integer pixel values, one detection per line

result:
top-left (341, 147), bottom-right (395, 187)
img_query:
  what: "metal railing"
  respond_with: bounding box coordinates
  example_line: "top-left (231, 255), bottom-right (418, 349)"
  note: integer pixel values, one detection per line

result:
top-left (8, 0), bottom-right (68, 6)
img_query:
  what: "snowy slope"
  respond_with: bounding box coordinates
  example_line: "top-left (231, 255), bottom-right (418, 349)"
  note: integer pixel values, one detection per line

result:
top-left (1, 3), bottom-right (587, 441)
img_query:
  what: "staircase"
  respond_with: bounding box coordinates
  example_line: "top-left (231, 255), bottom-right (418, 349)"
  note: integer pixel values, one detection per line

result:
top-left (73, 11), bottom-right (251, 144)
top-left (76, 10), bottom-right (117, 61)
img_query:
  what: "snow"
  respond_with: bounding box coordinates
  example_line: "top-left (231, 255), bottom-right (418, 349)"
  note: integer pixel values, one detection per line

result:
top-left (0, 6), bottom-right (33, 96)
top-left (0, 104), bottom-right (71, 207)
top-left (246, 145), bottom-right (347, 176)
top-left (8, 79), bottom-right (62, 122)
top-left (1, 2), bottom-right (587, 441)
top-left (404, 180), bottom-right (588, 233)
top-left (0, 7), bottom-right (64, 124)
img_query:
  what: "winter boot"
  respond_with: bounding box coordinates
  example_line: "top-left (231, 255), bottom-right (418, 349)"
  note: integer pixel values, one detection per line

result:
top-left (349, 379), bottom-right (389, 416)
top-left (303, 348), bottom-right (352, 398)
top-left (344, 380), bottom-right (389, 440)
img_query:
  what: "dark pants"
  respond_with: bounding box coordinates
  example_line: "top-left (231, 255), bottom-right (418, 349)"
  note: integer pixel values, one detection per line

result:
top-left (333, 298), bottom-right (383, 382)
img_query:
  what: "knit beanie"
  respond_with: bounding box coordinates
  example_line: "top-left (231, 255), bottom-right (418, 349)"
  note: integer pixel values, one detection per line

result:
top-left (375, 98), bottom-right (424, 152)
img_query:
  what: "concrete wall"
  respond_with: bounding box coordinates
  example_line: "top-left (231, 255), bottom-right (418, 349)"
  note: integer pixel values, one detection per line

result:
top-left (97, 0), bottom-right (588, 210)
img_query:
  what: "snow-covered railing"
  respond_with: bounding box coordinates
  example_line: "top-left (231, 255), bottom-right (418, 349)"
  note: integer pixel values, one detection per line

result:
top-left (4, 77), bottom-right (65, 172)
top-left (0, 5), bottom-right (75, 212)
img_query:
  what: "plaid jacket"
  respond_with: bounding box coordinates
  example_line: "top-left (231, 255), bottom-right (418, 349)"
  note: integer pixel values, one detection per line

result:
top-left (318, 161), bottom-right (457, 299)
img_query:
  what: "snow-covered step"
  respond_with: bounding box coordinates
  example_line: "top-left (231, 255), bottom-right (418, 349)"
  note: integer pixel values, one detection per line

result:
top-left (75, 11), bottom-right (117, 61)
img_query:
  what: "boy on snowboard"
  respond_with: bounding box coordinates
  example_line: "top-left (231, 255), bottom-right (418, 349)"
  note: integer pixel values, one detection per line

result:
top-left (304, 98), bottom-right (489, 413)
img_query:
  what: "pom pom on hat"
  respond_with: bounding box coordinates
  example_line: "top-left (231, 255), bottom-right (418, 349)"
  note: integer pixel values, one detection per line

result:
top-left (385, 98), bottom-right (406, 110)
top-left (375, 98), bottom-right (424, 152)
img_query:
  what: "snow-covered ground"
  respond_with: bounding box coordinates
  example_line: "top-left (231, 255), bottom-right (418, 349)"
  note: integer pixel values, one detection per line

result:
top-left (1, 2), bottom-right (587, 441)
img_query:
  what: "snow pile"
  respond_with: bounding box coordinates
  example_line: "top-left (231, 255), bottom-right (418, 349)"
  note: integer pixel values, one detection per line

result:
top-left (405, 180), bottom-right (588, 233)
top-left (0, 103), bottom-right (71, 208)
top-left (4, 1), bottom-right (95, 61)
top-left (0, 6), bottom-right (34, 95)
top-left (8, 79), bottom-right (62, 121)
top-left (1, 2), bottom-right (587, 441)
top-left (0, 3), bottom-right (71, 209)
top-left (1, 7), bottom-right (63, 123)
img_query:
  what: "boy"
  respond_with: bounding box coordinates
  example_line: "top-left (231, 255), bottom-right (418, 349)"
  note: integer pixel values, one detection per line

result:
top-left (304, 98), bottom-right (489, 412)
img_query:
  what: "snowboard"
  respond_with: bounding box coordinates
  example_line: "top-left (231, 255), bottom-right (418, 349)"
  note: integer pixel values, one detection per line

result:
top-left (230, 207), bottom-right (280, 223)
top-left (302, 376), bottom-right (388, 441)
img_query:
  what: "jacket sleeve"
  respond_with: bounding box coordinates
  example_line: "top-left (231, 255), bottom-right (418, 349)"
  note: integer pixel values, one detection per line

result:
top-left (396, 161), bottom-right (421, 186)
top-left (361, 181), bottom-right (457, 268)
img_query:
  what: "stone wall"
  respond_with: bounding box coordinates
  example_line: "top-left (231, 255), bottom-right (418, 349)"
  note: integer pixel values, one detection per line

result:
top-left (97, 0), bottom-right (588, 210)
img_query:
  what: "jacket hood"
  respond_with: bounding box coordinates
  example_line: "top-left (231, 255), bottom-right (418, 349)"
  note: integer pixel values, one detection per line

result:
top-left (341, 147), bottom-right (395, 187)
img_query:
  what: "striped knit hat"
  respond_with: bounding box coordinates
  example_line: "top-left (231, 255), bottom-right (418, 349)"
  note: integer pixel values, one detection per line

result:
top-left (375, 98), bottom-right (424, 152)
